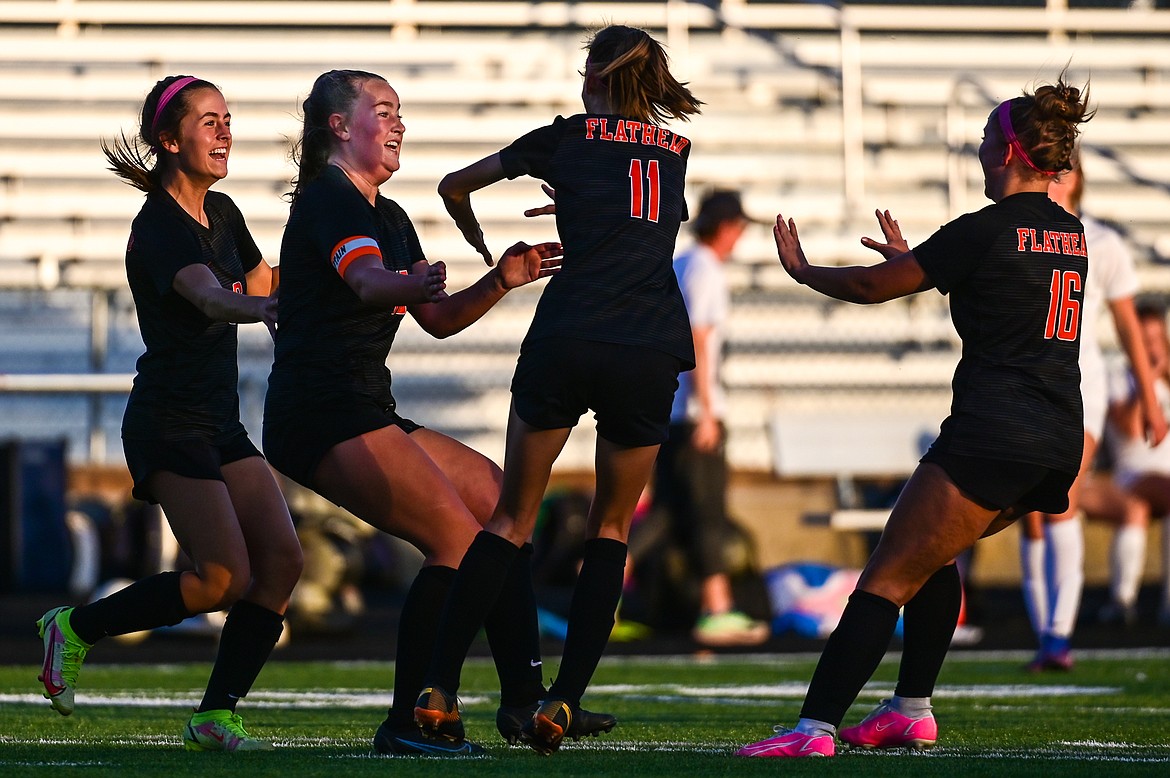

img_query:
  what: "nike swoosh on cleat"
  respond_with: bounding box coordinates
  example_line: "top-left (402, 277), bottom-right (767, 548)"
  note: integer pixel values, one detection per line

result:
top-left (40, 653), bottom-right (65, 695)
top-left (529, 660), bottom-right (542, 667)
top-left (393, 736), bottom-right (476, 755)
top-left (874, 721), bottom-right (895, 731)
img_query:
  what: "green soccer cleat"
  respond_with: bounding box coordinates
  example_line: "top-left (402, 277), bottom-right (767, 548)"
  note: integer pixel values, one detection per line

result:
top-left (182, 709), bottom-right (275, 752)
top-left (37, 606), bottom-right (92, 716)
top-left (692, 610), bottom-right (770, 647)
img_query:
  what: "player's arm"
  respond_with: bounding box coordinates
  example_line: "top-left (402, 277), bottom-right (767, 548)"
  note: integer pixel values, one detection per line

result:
top-left (244, 260), bottom-right (276, 297)
top-left (410, 241), bottom-right (562, 338)
top-left (690, 323), bottom-right (722, 452)
top-left (172, 263), bottom-right (270, 324)
top-left (774, 211), bottom-right (933, 303)
top-left (438, 152), bottom-right (508, 266)
top-left (1107, 384), bottom-right (1143, 442)
top-left (1110, 296), bottom-right (1169, 445)
top-left (243, 261), bottom-right (279, 339)
top-left (343, 254), bottom-right (446, 308)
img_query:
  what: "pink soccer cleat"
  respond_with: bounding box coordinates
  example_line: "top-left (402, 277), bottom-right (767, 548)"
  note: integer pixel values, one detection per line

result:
top-left (736, 727), bottom-right (835, 758)
top-left (839, 700), bottom-right (937, 750)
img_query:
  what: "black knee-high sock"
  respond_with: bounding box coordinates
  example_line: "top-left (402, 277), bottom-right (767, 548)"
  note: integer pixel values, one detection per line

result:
top-left (548, 537), bottom-right (627, 707)
top-left (198, 599), bottom-right (285, 713)
top-left (424, 531), bottom-right (519, 695)
top-left (68, 571), bottom-right (191, 644)
top-left (385, 565), bottom-right (456, 727)
top-left (799, 590), bottom-right (901, 727)
top-left (896, 564), bottom-right (962, 699)
top-left (484, 543), bottom-right (546, 708)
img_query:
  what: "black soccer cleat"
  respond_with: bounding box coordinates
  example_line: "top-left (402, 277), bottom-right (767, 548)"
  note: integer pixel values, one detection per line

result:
top-left (413, 686), bottom-right (465, 742)
top-left (497, 701), bottom-right (616, 745)
top-left (373, 720), bottom-right (485, 757)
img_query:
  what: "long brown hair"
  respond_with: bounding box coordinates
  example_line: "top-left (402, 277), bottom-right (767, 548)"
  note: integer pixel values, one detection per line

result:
top-left (101, 75), bottom-right (218, 193)
top-left (289, 69), bottom-right (385, 203)
top-left (584, 25), bottom-right (702, 125)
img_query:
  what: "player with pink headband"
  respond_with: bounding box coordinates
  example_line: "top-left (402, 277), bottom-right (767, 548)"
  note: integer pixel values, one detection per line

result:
top-left (738, 76), bottom-right (1092, 758)
top-left (37, 75), bottom-right (298, 752)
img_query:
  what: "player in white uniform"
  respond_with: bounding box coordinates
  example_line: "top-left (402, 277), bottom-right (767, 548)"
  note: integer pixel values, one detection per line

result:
top-left (1085, 302), bottom-right (1170, 626)
top-left (1019, 153), bottom-right (1166, 671)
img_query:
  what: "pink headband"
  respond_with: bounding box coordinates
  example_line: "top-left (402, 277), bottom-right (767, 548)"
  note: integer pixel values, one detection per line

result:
top-left (997, 101), bottom-right (1055, 177)
top-left (149, 76), bottom-right (200, 150)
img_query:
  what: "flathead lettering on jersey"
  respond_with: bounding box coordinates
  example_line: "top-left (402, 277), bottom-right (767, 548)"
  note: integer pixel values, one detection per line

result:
top-left (331, 235), bottom-right (382, 278)
top-left (1015, 228), bottom-right (1088, 257)
top-left (583, 118), bottom-right (690, 156)
top-left (231, 281), bottom-right (243, 294)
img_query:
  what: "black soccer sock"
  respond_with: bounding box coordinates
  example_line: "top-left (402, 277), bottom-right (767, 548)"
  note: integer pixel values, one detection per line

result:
top-left (895, 563), bottom-right (963, 699)
top-left (424, 531), bottom-right (520, 695)
top-left (479, 542), bottom-right (542, 706)
top-left (68, 571), bottom-right (191, 644)
top-left (198, 599), bottom-right (285, 713)
top-left (548, 537), bottom-right (627, 707)
top-left (484, 543), bottom-right (546, 708)
top-left (799, 589), bottom-right (901, 727)
top-left (385, 565), bottom-right (456, 728)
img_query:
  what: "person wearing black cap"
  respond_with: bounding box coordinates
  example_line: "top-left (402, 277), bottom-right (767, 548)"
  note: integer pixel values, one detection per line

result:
top-left (653, 189), bottom-right (769, 646)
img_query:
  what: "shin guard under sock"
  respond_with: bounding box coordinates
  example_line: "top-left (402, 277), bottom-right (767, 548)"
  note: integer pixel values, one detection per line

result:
top-left (547, 537), bottom-right (627, 706)
top-left (895, 564), bottom-right (962, 699)
top-left (198, 599), bottom-right (284, 712)
top-left (386, 565), bottom-right (456, 727)
top-left (425, 531), bottom-right (519, 694)
top-left (799, 590), bottom-right (900, 727)
top-left (68, 571), bottom-right (190, 645)
top-left (484, 543), bottom-right (546, 707)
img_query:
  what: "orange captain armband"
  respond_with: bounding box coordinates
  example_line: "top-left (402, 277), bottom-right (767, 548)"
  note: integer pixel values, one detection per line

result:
top-left (330, 235), bottom-right (382, 278)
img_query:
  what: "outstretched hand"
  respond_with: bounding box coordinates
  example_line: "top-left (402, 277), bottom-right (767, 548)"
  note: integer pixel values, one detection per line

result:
top-left (496, 241), bottom-right (563, 290)
top-left (524, 184), bottom-right (556, 218)
top-left (773, 213), bottom-right (810, 282)
top-left (860, 209), bottom-right (910, 260)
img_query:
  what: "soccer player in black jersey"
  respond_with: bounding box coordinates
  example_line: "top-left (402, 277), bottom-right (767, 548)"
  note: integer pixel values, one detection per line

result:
top-left (738, 78), bottom-right (1093, 758)
top-left (36, 76), bottom-right (300, 751)
top-left (262, 69), bottom-right (575, 757)
top-left (412, 25), bottom-right (702, 755)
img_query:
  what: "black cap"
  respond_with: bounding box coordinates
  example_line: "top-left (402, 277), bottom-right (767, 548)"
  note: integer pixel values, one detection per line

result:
top-left (692, 190), bottom-right (755, 235)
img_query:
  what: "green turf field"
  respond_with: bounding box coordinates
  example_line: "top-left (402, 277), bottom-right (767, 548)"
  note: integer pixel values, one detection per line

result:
top-left (2, 649), bottom-right (1168, 776)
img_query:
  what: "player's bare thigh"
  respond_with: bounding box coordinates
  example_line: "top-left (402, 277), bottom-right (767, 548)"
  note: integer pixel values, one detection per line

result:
top-left (857, 462), bottom-right (1000, 606)
top-left (313, 425), bottom-right (480, 566)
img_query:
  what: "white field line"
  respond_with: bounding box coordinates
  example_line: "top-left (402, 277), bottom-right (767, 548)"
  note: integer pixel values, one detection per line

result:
top-left (2, 734), bottom-right (1168, 763)
top-left (0, 680), bottom-right (1142, 712)
top-left (2, 738), bottom-right (1168, 764)
top-left (589, 647), bottom-right (1170, 666)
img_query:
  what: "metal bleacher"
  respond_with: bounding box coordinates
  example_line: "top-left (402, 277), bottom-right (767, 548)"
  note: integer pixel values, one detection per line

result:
top-left (2, 1), bottom-right (1170, 470)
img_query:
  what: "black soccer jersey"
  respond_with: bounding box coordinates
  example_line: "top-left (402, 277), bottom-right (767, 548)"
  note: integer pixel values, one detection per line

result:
top-left (914, 191), bottom-right (1086, 474)
top-left (121, 189), bottom-right (261, 443)
top-left (266, 165), bottom-right (425, 420)
top-left (499, 114), bottom-right (695, 367)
